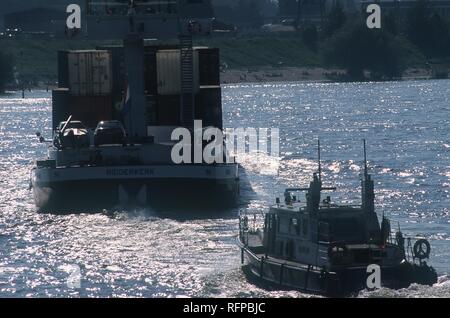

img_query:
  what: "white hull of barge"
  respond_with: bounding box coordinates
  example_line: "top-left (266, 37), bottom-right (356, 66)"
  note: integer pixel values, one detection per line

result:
top-left (31, 163), bottom-right (240, 212)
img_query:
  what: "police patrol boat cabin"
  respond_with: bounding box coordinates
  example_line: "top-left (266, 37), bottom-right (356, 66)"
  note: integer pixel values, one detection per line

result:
top-left (31, 0), bottom-right (239, 212)
top-left (238, 141), bottom-right (437, 296)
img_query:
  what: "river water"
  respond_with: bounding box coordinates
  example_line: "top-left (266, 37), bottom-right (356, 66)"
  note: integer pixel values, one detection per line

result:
top-left (0, 80), bottom-right (449, 297)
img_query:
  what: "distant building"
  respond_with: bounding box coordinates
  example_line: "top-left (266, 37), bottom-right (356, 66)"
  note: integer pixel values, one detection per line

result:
top-left (212, 0), bottom-right (277, 29)
top-left (279, 0), bottom-right (358, 20)
top-left (278, 0), bottom-right (299, 16)
top-left (212, 0), bottom-right (240, 6)
top-left (278, 0), bottom-right (327, 25)
top-left (179, 0), bottom-right (215, 18)
top-left (4, 7), bottom-right (66, 35)
top-left (359, 0), bottom-right (450, 18)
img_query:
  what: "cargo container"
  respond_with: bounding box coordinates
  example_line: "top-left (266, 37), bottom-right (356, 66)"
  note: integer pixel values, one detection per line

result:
top-left (156, 95), bottom-right (181, 125)
top-left (197, 47), bottom-right (220, 86)
top-left (144, 47), bottom-right (158, 96)
top-left (57, 52), bottom-right (70, 88)
top-left (145, 87), bottom-right (223, 128)
top-left (97, 46), bottom-right (126, 95)
top-left (68, 95), bottom-right (113, 128)
top-left (156, 49), bottom-right (199, 95)
top-left (67, 50), bottom-right (113, 96)
top-left (52, 88), bottom-right (70, 131)
top-left (145, 95), bottom-right (158, 126)
top-left (195, 86), bottom-right (223, 129)
top-left (94, 45), bottom-right (216, 96)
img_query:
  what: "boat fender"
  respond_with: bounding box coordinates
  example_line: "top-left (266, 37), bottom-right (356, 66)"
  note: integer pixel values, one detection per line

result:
top-left (413, 239), bottom-right (431, 260)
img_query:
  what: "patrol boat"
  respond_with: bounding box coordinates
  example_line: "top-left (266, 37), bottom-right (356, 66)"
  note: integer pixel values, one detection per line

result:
top-left (30, 1), bottom-right (239, 212)
top-left (238, 141), bottom-right (437, 296)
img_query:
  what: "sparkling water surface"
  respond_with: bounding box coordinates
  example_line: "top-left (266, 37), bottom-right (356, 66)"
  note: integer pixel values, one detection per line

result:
top-left (0, 80), bottom-right (449, 298)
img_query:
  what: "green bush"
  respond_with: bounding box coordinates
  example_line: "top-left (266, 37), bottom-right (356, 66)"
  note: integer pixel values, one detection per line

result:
top-left (0, 52), bottom-right (14, 93)
top-left (406, 0), bottom-right (450, 57)
top-left (323, 20), bottom-right (406, 80)
top-left (302, 24), bottom-right (319, 52)
top-left (322, 3), bottom-right (347, 39)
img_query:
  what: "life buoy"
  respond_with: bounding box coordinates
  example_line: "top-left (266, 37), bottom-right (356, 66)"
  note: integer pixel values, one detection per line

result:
top-left (413, 239), bottom-right (431, 260)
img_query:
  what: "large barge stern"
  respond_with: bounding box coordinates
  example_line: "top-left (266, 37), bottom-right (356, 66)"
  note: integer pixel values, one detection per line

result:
top-left (32, 162), bottom-right (239, 212)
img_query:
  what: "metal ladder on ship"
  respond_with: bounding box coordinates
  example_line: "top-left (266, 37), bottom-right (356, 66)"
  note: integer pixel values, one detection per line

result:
top-left (179, 35), bottom-right (195, 127)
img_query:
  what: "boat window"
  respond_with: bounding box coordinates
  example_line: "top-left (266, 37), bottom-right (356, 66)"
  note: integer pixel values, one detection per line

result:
top-left (278, 217), bottom-right (290, 234)
top-left (330, 218), bottom-right (364, 242)
top-left (290, 218), bottom-right (300, 235)
top-left (303, 219), bottom-right (309, 237)
top-left (272, 215), bottom-right (277, 232)
top-left (318, 222), bottom-right (330, 242)
top-left (285, 240), bottom-right (294, 258)
top-left (294, 218), bottom-right (301, 236)
top-left (266, 215), bottom-right (272, 229)
top-left (279, 241), bottom-right (284, 256)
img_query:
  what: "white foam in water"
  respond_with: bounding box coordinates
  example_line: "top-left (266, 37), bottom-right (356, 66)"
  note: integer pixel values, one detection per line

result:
top-left (235, 151), bottom-right (281, 176)
top-left (435, 275), bottom-right (450, 286)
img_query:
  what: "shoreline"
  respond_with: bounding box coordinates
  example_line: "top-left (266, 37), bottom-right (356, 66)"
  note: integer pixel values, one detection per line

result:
top-left (220, 66), bottom-right (442, 84)
top-left (3, 66), bottom-right (447, 93)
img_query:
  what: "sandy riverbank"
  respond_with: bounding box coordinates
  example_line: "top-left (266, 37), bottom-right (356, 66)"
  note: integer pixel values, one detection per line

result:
top-left (220, 66), bottom-right (441, 84)
top-left (6, 66), bottom-right (445, 93)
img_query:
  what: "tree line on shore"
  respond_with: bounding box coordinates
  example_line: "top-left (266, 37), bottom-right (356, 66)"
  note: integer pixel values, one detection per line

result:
top-left (1, 0), bottom-right (450, 92)
top-left (307, 0), bottom-right (450, 80)
top-left (0, 53), bottom-right (13, 93)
